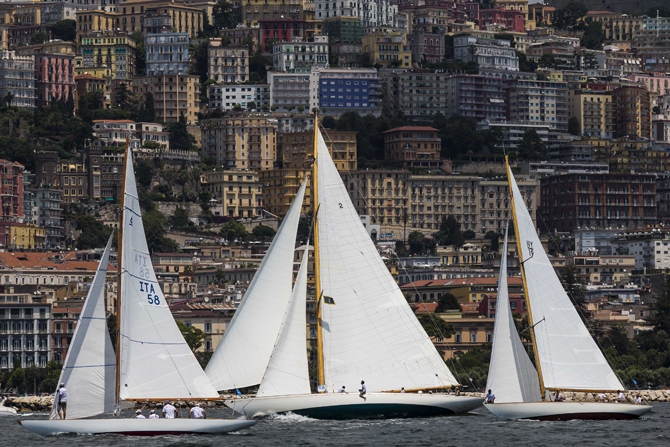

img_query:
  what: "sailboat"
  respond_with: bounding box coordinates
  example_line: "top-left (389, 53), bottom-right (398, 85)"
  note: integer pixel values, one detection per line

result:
top-left (211, 121), bottom-right (483, 419)
top-left (20, 146), bottom-right (257, 436)
top-left (484, 158), bottom-right (652, 421)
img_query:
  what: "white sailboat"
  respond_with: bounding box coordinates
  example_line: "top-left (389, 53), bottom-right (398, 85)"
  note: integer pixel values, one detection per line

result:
top-left (20, 146), bottom-right (256, 436)
top-left (220, 122), bottom-right (483, 419)
top-left (484, 158), bottom-right (652, 421)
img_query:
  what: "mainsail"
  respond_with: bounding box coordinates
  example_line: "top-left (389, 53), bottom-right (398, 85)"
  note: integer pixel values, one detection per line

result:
top-left (257, 247), bottom-right (311, 397)
top-left (119, 147), bottom-right (218, 400)
top-left (206, 180), bottom-right (307, 391)
top-left (50, 234), bottom-right (116, 420)
top-left (486, 225), bottom-right (541, 403)
top-left (508, 163), bottom-right (623, 391)
top-left (316, 129), bottom-right (459, 392)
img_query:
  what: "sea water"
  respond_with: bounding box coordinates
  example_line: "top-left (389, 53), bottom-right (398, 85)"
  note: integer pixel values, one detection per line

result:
top-left (7, 403), bottom-right (670, 446)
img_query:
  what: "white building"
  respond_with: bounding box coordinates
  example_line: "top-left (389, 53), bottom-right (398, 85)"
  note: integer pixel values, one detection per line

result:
top-left (145, 32), bottom-right (189, 76)
top-left (613, 233), bottom-right (670, 269)
top-left (208, 40), bottom-right (248, 84)
top-left (315, 0), bottom-right (397, 27)
top-left (268, 72), bottom-right (311, 113)
top-left (574, 229), bottom-right (619, 255)
top-left (272, 35), bottom-right (329, 73)
top-left (0, 50), bottom-right (36, 109)
top-left (136, 121), bottom-right (170, 149)
top-left (92, 119), bottom-right (140, 148)
top-left (453, 35), bottom-right (519, 71)
top-left (207, 84), bottom-right (270, 110)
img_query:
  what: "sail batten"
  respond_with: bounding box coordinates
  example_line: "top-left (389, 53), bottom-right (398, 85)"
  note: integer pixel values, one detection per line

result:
top-left (50, 235), bottom-right (116, 420)
top-left (206, 180), bottom-right (307, 391)
top-left (119, 147), bottom-right (218, 400)
top-left (507, 165), bottom-right (623, 392)
top-left (486, 226), bottom-right (541, 403)
top-left (316, 129), bottom-right (458, 392)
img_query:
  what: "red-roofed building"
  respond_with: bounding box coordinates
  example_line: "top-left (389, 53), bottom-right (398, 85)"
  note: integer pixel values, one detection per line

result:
top-left (479, 293), bottom-right (527, 318)
top-left (401, 277), bottom-right (524, 303)
top-left (170, 302), bottom-right (236, 352)
top-left (478, 7), bottom-right (525, 32)
top-left (383, 126), bottom-right (442, 168)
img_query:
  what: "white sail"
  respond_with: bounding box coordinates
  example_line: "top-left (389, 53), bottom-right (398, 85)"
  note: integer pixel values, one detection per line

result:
top-left (486, 226), bottom-right (541, 403)
top-left (50, 235), bottom-right (116, 420)
top-left (206, 180), bottom-right (307, 391)
top-left (508, 164), bottom-right (623, 391)
top-left (257, 247), bottom-right (311, 397)
top-left (119, 148), bottom-right (218, 400)
top-left (316, 129), bottom-right (458, 392)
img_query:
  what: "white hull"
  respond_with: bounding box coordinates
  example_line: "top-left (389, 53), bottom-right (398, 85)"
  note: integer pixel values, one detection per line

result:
top-left (19, 418), bottom-right (257, 436)
top-left (226, 393), bottom-right (483, 419)
top-left (486, 401), bottom-right (653, 421)
top-left (0, 402), bottom-right (17, 416)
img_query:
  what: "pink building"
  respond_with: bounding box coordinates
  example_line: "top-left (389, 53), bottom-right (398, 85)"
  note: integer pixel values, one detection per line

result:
top-left (34, 52), bottom-right (75, 106)
top-left (0, 159), bottom-right (24, 222)
top-left (478, 7), bottom-right (525, 32)
top-left (627, 73), bottom-right (670, 97)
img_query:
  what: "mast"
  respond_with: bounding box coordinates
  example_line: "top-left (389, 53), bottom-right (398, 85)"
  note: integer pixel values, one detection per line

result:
top-left (313, 114), bottom-right (325, 387)
top-left (505, 156), bottom-right (546, 401)
top-left (115, 138), bottom-right (129, 411)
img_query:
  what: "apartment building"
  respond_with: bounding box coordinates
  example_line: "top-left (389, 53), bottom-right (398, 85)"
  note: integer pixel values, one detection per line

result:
top-left (0, 160), bottom-right (24, 222)
top-left (539, 172), bottom-right (657, 232)
top-left (611, 232), bottom-right (670, 270)
top-left (612, 85), bottom-right (652, 140)
top-left (33, 188), bottom-right (63, 248)
top-left (75, 74), bottom-right (110, 110)
top-left (409, 175), bottom-right (481, 232)
top-left (136, 121), bottom-right (170, 150)
top-left (118, 0), bottom-right (203, 37)
top-left (635, 29), bottom-right (670, 72)
top-left (453, 35), bottom-right (519, 71)
top-left (330, 42), bottom-right (362, 67)
top-left (208, 40), bottom-right (248, 84)
top-left (267, 71), bottom-right (310, 113)
top-left (282, 129), bottom-right (357, 171)
top-left (201, 116), bottom-right (277, 169)
top-left (380, 69), bottom-right (447, 119)
top-left (505, 78), bottom-right (568, 130)
top-left (78, 34), bottom-right (136, 80)
top-left (310, 67), bottom-right (382, 116)
top-left (479, 176), bottom-right (538, 234)
top-left (92, 119), bottom-right (139, 147)
top-left (9, 223), bottom-right (45, 250)
top-left (207, 84), bottom-right (270, 110)
top-left (0, 50), bottom-right (35, 110)
top-left (345, 170), bottom-right (410, 228)
top-left (361, 27), bottom-right (411, 69)
top-left (408, 29), bottom-right (444, 64)
top-left (315, 0), bottom-right (397, 27)
top-left (198, 170), bottom-right (262, 218)
top-left (593, 140), bottom-right (670, 173)
top-left (446, 74), bottom-right (507, 122)
top-left (259, 168), bottom-right (311, 217)
top-left (272, 35), bottom-right (328, 73)
top-left (567, 87), bottom-right (614, 139)
top-left (132, 74), bottom-right (200, 124)
top-left (323, 16), bottom-right (363, 43)
top-left (383, 126), bottom-right (442, 169)
top-left (0, 303), bottom-right (51, 370)
top-left (240, 0), bottom-right (304, 28)
top-left (15, 41), bottom-right (76, 107)
top-left (145, 32), bottom-right (189, 76)
top-left (567, 253), bottom-right (635, 285)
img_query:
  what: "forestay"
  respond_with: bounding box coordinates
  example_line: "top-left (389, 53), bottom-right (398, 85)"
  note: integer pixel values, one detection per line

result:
top-left (257, 247), bottom-right (311, 397)
top-left (508, 163), bottom-right (624, 391)
top-left (120, 147), bottom-right (218, 400)
top-left (317, 129), bottom-right (459, 392)
top-left (206, 180), bottom-right (307, 391)
top-left (50, 235), bottom-right (116, 420)
top-left (486, 226), bottom-right (541, 403)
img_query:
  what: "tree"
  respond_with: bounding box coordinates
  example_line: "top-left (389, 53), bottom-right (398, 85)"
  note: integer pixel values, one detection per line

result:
top-left (251, 224), bottom-right (276, 241)
top-left (568, 116), bottom-right (580, 136)
top-left (171, 206), bottom-right (191, 227)
top-left (435, 292), bottom-right (460, 313)
top-left (212, 0), bottom-right (236, 29)
top-left (249, 54), bottom-right (271, 83)
top-left (517, 51), bottom-right (538, 73)
top-left (553, 1), bottom-right (588, 29)
top-left (561, 264), bottom-right (587, 315)
top-left (417, 314), bottom-right (454, 339)
top-left (220, 219), bottom-right (248, 241)
top-left (131, 32), bottom-right (146, 76)
top-left (297, 217), bottom-right (310, 245)
top-left (538, 53), bottom-right (558, 68)
top-left (516, 129), bottom-right (547, 160)
top-left (143, 209), bottom-right (179, 253)
top-left (645, 7), bottom-right (670, 18)
top-left (137, 92), bottom-right (155, 122)
top-left (107, 314), bottom-right (118, 352)
top-left (3, 92), bottom-right (14, 107)
top-left (581, 21), bottom-right (605, 50)
top-left (484, 231), bottom-right (500, 252)
top-left (189, 40), bottom-right (210, 84)
top-left (7, 367), bottom-right (26, 393)
top-left (134, 158), bottom-right (154, 188)
top-left (51, 20), bottom-right (76, 41)
top-left (435, 215), bottom-right (464, 247)
top-left (247, 101), bottom-right (256, 111)
top-left (30, 32), bottom-right (48, 45)
top-left (176, 321), bottom-right (205, 352)
top-left (583, 52), bottom-right (600, 69)
top-left (408, 231), bottom-right (425, 255)
top-left (650, 275), bottom-right (670, 334)
top-left (74, 215), bottom-right (113, 249)
top-left (463, 230), bottom-right (476, 239)
top-left (168, 114), bottom-right (196, 151)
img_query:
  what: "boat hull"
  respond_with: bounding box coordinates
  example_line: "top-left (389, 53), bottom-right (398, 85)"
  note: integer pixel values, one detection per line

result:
top-left (485, 402), bottom-right (653, 421)
top-left (225, 393), bottom-right (483, 419)
top-left (18, 418), bottom-right (257, 436)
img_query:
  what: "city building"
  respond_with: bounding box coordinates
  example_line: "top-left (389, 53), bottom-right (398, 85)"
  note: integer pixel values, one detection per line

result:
top-left (241, 0), bottom-right (304, 28)
top-left (75, 74), bottom-right (110, 111)
top-left (611, 231), bottom-right (670, 270)
top-left (145, 32), bottom-right (189, 76)
top-left (15, 40), bottom-right (76, 107)
top-left (567, 86), bottom-right (614, 139)
top-left (315, 0), bottom-right (397, 27)
top-left (323, 16), bottom-right (363, 43)
top-left (132, 74), bottom-right (200, 124)
top-left (445, 74), bottom-right (507, 122)
top-left (382, 126), bottom-right (442, 169)
top-left (380, 69), bottom-right (448, 119)
top-left (208, 40), bottom-right (248, 84)
top-left (118, 0), bottom-right (203, 37)
top-left (259, 168), bottom-right (311, 217)
top-left (479, 176), bottom-right (538, 234)
top-left (567, 253), bottom-right (635, 285)
top-left (9, 223), bottom-right (46, 250)
top-left (361, 27), bottom-right (411, 69)
top-left (267, 71), bottom-right (311, 113)
top-left (593, 140), bottom-right (670, 173)
top-left (344, 170), bottom-right (410, 228)
top-left (612, 85), bottom-right (652, 140)
top-left (32, 188), bottom-right (63, 248)
top-left (282, 129), bottom-right (358, 171)
top-left (453, 35), bottom-right (519, 71)
top-left (311, 67), bottom-right (382, 116)
top-left (198, 170), bottom-right (262, 218)
top-left (272, 35), bottom-right (329, 73)
top-left (505, 78), bottom-right (568, 130)
top-left (219, 27), bottom-right (259, 48)
top-left (207, 84), bottom-right (270, 110)
top-left (0, 50), bottom-right (35, 110)
top-left (135, 121), bottom-right (170, 150)
top-left (258, 18), bottom-right (309, 51)
top-left (0, 303), bottom-right (52, 370)
top-left (0, 160), bottom-right (24, 222)
top-left (408, 29), bottom-right (444, 64)
top-left (92, 119), bottom-right (139, 147)
top-left (539, 172), bottom-right (657, 232)
top-left (170, 302), bottom-right (235, 353)
top-left (201, 115), bottom-right (277, 169)
top-left (477, 7), bottom-right (525, 32)
top-left (330, 42), bottom-right (362, 67)
top-left (78, 34), bottom-right (136, 80)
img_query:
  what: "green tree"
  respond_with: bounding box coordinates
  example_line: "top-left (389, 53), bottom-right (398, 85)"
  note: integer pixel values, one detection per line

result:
top-left (74, 215), bottom-right (113, 249)
top-left (484, 231), bottom-right (500, 252)
top-left (176, 321), bottom-right (205, 352)
top-left (51, 20), bottom-right (76, 41)
top-left (3, 92), bottom-right (14, 107)
top-left (581, 21), bottom-right (605, 50)
top-left (463, 229), bottom-right (476, 239)
top-left (408, 231), bottom-right (425, 255)
top-left (553, 1), bottom-right (588, 29)
top-left (568, 116), bottom-right (580, 136)
top-left (251, 224), bottom-right (276, 241)
top-left (650, 275), bottom-right (670, 333)
top-left (107, 314), bottom-right (117, 352)
top-left (189, 40), bottom-right (210, 84)
top-left (131, 32), bottom-right (146, 76)
top-left (168, 113), bottom-right (196, 151)
top-left (212, 0), bottom-right (236, 29)
top-left (39, 360), bottom-right (62, 393)
top-left (417, 314), bottom-right (454, 339)
top-left (171, 206), bottom-right (191, 227)
top-left (538, 53), bottom-right (558, 68)
top-left (435, 215), bottom-right (464, 247)
top-left (134, 158), bottom-right (154, 188)
top-left (583, 51), bottom-right (600, 69)
top-left (30, 32), bottom-right (48, 45)
top-left (646, 7), bottom-right (670, 17)
top-left (143, 209), bottom-right (179, 253)
top-left (137, 92), bottom-right (155, 122)
top-left (561, 264), bottom-right (587, 314)
top-left (516, 129), bottom-right (547, 160)
top-left (247, 101), bottom-right (256, 111)
top-left (7, 367), bottom-right (26, 393)
top-left (220, 219), bottom-right (248, 241)
top-left (435, 292), bottom-right (460, 312)
top-left (517, 51), bottom-right (538, 73)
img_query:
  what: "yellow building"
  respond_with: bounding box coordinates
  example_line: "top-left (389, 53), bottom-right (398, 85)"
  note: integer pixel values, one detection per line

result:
top-left (0, 3), bottom-right (41, 27)
top-left (282, 130), bottom-right (357, 171)
top-left (435, 243), bottom-right (483, 267)
top-left (10, 223), bottom-right (46, 250)
top-left (240, 0), bottom-right (305, 28)
top-left (170, 302), bottom-right (235, 353)
top-left (594, 139), bottom-right (670, 173)
top-left (132, 74), bottom-right (200, 124)
top-left (259, 169), bottom-right (312, 217)
top-left (585, 12), bottom-right (642, 41)
top-left (567, 253), bottom-right (635, 284)
top-left (118, 0), bottom-right (203, 37)
top-left (75, 10), bottom-right (121, 44)
top-left (528, 3), bottom-right (553, 28)
top-left (567, 88), bottom-right (614, 139)
top-left (200, 115), bottom-right (277, 167)
top-left (362, 27), bottom-right (411, 69)
top-left (199, 170), bottom-right (263, 218)
top-left (77, 34), bottom-right (136, 80)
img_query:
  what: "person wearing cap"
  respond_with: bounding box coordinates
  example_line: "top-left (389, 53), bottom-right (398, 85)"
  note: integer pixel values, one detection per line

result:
top-left (189, 403), bottom-right (206, 419)
top-left (56, 383), bottom-right (68, 419)
top-left (149, 409), bottom-right (159, 419)
top-left (134, 410), bottom-right (146, 419)
top-left (162, 400), bottom-right (178, 419)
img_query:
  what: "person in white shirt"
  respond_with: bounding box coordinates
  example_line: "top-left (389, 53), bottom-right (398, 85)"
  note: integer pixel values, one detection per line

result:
top-left (597, 393), bottom-right (608, 402)
top-left (485, 389), bottom-right (495, 404)
top-left (359, 380), bottom-right (367, 401)
top-left (149, 410), bottom-right (159, 419)
top-left (56, 383), bottom-right (67, 419)
top-left (400, 387), bottom-right (405, 393)
top-left (338, 386), bottom-right (347, 394)
top-left (162, 400), bottom-right (178, 419)
top-left (617, 391), bottom-right (626, 403)
top-left (189, 404), bottom-right (206, 419)
top-left (134, 410), bottom-right (146, 419)
top-left (634, 394), bottom-right (642, 405)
